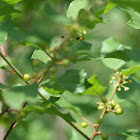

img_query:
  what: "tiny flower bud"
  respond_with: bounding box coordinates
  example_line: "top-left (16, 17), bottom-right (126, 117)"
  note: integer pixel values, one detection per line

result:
top-left (109, 81), bottom-right (113, 84)
top-left (124, 87), bottom-right (129, 91)
top-left (112, 77), bottom-right (115, 80)
top-left (118, 87), bottom-right (121, 91)
top-left (116, 71), bottom-right (119, 75)
top-left (83, 30), bottom-right (87, 34)
top-left (114, 85), bottom-right (117, 88)
top-left (116, 83), bottom-right (119, 86)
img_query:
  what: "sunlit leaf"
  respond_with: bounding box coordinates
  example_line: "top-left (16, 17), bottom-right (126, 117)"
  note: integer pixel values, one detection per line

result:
top-left (66, 0), bottom-right (93, 19)
top-left (102, 58), bottom-right (126, 69)
top-left (31, 50), bottom-right (51, 64)
top-left (104, 1), bottom-right (117, 13)
top-left (82, 75), bottom-right (106, 95)
top-left (2, 84), bottom-right (38, 109)
top-left (0, 31), bottom-right (7, 44)
top-left (56, 69), bottom-right (88, 93)
top-left (121, 66), bottom-right (140, 76)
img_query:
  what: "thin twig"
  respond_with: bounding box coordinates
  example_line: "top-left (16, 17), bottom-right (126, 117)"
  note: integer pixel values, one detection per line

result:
top-left (3, 102), bottom-right (27, 140)
top-left (69, 122), bottom-right (90, 140)
top-left (3, 120), bottom-right (16, 140)
top-left (81, 116), bottom-right (95, 127)
top-left (38, 91), bottom-right (90, 140)
top-left (90, 86), bottom-right (118, 140)
top-left (0, 52), bottom-right (30, 85)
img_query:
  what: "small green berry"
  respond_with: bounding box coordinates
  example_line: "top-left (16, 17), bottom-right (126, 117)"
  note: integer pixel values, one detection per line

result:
top-left (81, 122), bottom-right (88, 128)
top-left (16, 111), bottom-right (27, 121)
top-left (62, 59), bottom-right (70, 66)
top-left (32, 72), bottom-right (37, 78)
top-left (115, 107), bottom-right (123, 115)
top-left (101, 134), bottom-right (108, 140)
top-left (23, 74), bottom-right (31, 82)
top-left (32, 59), bottom-right (41, 67)
top-left (111, 100), bottom-right (116, 108)
top-left (98, 105), bottom-right (104, 110)
top-left (101, 97), bottom-right (107, 103)
top-left (97, 118), bottom-right (103, 124)
top-left (115, 104), bottom-right (121, 110)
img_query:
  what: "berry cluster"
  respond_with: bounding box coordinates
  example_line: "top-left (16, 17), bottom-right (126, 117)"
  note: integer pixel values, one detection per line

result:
top-left (97, 99), bottom-right (123, 115)
top-left (110, 69), bottom-right (132, 92)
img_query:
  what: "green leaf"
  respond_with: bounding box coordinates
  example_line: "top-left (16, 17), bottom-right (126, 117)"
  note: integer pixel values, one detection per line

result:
top-left (0, 21), bottom-right (26, 42)
top-left (109, 0), bottom-right (140, 13)
top-left (2, 84), bottom-right (38, 110)
top-left (121, 66), bottom-right (140, 76)
top-left (78, 9), bottom-right (102, 29)
top-left (119, 129), bottom-right (140, 140)
top-left (0, 0), bottom-right (21, 16)
top-left (41, 96), bottom-right (60, 108)
top-left (31, 50), bottom-right (51, 64)
top-left (23, 105), bottom-right (75, 122)
top-left (104, 1), bottom-right (117, 13)
top-left (3, 0), bottom-right (22, 5)
top-left (0, 83), bottom-right (8, 89)
top-left (44, 86), bottom-right (65, 95)
top-left (70, 130), bottom-right (85, 140)
top-left (0, 31), bottom-right (7, 44)
top-left (104, 50), bottom-right (130, 62)
top-left (82, 75), bottom-right (106, 95)
top-left (102, 58), bottom-right (126, 69)
top-left (128, 19), bottom-right (140, 29)
top-left (66, 0), bottom-right (93, 19)
top-left (100, 38), bottom-right (131, 69)
top-left (56, 94), bottom-right (82, 116)
top-left (56, 69), bottom-right (88, 93)
top-left (101, 37), bottom-right (131, 54)
top-left (122, 8), bottom-right (140, 29)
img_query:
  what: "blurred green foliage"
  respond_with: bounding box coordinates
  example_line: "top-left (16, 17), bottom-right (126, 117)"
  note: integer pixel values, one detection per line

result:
top-left (0, 0), bottom-right (140, 140)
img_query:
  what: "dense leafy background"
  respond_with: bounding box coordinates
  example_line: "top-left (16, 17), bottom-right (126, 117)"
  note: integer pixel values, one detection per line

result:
top-left (0, 0), bottom-right (140, 140)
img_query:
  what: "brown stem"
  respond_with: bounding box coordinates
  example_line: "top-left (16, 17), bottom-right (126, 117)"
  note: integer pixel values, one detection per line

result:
top-left (0, 52), bottom-right (30, 85)
top-left (38, 91), bottom-right (90, 140)
top-left (81, 116), bottom-right (95, 127)
top-left (90, 86), bottom-right (118, 140)
top-left (69, 122), bottom-right (90, 140)
top-left (3, 102), bottom-right (27, 140)
top-left (3, 120), bottom-right (16, 140)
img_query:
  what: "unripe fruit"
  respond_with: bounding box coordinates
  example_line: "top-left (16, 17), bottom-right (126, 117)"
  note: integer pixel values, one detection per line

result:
top-left (101, 97), bottom-right (107, 103)
top-left (62, 59), bottom-right (70, 66)
top-left (23, 74), bottom-right (31, 82)
top-left (50, 67), bottom-right (58, 73)
top-left (115, 107), bottom-right (123, 115)
top-left (98, 105), bottom-right (104, 110)
top-left (97, 118), bottom-right (103, 124)
top-left (101, 134), bottom-right (108, 140)
top-left (32, 59), bottom-right (41, 67)
top-left (32, 72), bottom-right (37, 78)
top-left (111, 100), bottom-right (116, 108)
top-left (81, 122), bottom-right (88, 128)
top-left (16, 111), bottom-right (27, 121)
top-left (114, 104), bottom-right (121, 110)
